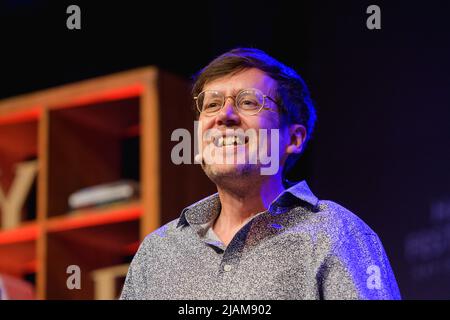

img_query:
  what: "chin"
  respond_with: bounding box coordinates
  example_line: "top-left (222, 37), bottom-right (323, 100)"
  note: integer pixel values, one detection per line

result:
top-left (202, 163), bottom-right (256, 181)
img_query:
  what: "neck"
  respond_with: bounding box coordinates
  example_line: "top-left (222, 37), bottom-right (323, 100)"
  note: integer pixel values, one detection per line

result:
top-left (214, 172), bottom-right (285, 235)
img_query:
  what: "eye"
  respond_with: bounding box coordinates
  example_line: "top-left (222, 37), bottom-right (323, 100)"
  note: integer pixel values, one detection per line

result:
top-left (239, 97), bottom-right (259, 110)
top-left (203, 98), bottom-right (222, 111)
top-left (205, 102), bottom-right (220, 109)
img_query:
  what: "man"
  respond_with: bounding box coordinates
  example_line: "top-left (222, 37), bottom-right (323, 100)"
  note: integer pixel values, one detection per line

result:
top-left (120, 48), bottom-right (401, 299)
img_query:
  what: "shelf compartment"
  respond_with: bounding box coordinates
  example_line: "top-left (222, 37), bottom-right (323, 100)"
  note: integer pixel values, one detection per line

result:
top-left (47, 96), bottom-right (141, 217)
top-left (0, 117), bottom-right (39, 227)
top-left (45, 217), bottom-right (140, 299)
top-left (0, 222), bottom-right (39, 278)
top-left (0, 240), bottom-right (36, 276)
top-left (0, 243), bottom-right (37, 278)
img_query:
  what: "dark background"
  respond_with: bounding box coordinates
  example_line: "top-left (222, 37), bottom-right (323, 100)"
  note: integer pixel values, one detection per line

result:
top-left (1, 0), bottom-right (449, 299)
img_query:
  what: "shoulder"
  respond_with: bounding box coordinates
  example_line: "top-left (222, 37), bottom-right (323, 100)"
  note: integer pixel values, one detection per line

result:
top-left (306, 201), bottom-right (401, 299)
top-left (132, 218), bottom-right (183, 259)
top-left (142, 218), bottom-right (181, 244)
top-left (291, 199), bottom-right (382, 251)
top-left (316, 200), bottom-right (377, 236)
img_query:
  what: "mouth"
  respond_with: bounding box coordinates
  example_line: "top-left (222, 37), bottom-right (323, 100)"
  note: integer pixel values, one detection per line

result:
top-left (213, 134), bottom-right (249, 147)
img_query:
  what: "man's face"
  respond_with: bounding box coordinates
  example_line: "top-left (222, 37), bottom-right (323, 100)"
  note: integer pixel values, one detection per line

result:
top-left (197, 68), bottom-right (290, 182)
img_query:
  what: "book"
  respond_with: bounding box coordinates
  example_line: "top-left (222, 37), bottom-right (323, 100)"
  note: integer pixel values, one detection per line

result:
top-left (68, 180), bottom-right (140, 210)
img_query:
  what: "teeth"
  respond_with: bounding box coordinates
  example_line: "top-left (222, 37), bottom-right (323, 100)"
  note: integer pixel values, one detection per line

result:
top-left (225, 136), bottom-right (234, 146)
top-left (215, 136), bottom-right (246, 147)
top-left (235, 136), bottom-right (245, 145)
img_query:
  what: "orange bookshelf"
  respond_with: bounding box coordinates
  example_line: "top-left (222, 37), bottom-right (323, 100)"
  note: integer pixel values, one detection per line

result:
top-left (0, 222), bottom-right (40, 245)
top-left (46, 202), bottom-right (142, 233)
top-left (0, 67), bottom-right (215, 299)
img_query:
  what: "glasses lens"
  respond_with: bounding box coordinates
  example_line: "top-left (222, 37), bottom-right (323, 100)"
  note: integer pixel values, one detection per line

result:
top-left (197, 91), bottom-right (223, 114)
top-left (236, 89), bottom-right (264, 114)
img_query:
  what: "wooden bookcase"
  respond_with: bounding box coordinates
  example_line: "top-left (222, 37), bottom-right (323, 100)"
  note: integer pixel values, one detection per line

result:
top-left (0, 67), bottom-right (215, 299)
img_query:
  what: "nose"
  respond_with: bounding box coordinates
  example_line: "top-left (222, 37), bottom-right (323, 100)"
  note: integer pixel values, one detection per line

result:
top-left (215, 97), bottom-right (241, 127)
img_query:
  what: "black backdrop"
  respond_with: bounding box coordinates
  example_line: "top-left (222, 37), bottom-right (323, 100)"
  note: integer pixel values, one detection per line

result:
top-left (1, 0), bottom-right (449, 299)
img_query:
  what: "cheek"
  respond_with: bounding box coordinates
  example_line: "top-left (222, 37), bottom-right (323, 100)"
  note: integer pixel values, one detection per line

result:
top-left (255, 116), bottom-right (282, 146)
top-left (258, 112), bottom-right (281, 130)
top-left (243, 115), bottom-right (278, 132)
top-left (197, 118), bottom-right (213, 141)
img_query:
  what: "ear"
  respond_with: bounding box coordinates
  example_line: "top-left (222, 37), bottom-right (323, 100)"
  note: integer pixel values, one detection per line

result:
top-left (285, 124), bottom-right (307, 154)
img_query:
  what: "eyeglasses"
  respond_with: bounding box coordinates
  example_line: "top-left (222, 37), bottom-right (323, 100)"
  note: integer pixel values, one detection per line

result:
top-left (194, 88), bottom-right (278, 116)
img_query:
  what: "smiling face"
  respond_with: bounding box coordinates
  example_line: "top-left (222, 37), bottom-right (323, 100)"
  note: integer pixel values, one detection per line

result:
top-left (197, 68), bottom-right (292, 184)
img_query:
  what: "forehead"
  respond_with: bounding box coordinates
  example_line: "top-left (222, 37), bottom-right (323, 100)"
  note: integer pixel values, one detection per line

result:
top-left (202, 68), bottom-right (277, 94)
